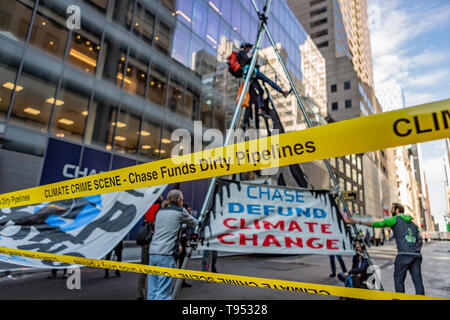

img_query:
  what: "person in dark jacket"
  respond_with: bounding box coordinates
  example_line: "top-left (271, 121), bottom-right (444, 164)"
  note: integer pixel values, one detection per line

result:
top-left (237, 42), bottom-right (291, 120)
top-left (348, 203), bottom-right (425, 295)
top-left (338, 240), bottom-right (369, 288)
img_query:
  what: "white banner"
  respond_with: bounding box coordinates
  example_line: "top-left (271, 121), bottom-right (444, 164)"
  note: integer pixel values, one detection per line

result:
top-left (199, 180), bottom-right (353, 255)
top-left (0, 186), bottom-right (166, 268)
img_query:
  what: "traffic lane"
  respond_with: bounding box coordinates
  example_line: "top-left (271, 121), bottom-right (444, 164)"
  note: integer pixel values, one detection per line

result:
top-left (177, 254), bottom-right (341, 300)
top-left (365, 240), bottom-right (450, 298)
top-left (0, 267), bottom-right (139, 300)
top-left (0, 254), bottom-right (342, 300)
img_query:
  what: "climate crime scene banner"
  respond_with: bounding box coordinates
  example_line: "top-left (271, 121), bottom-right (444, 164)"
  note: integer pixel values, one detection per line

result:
top-left (0, 186), bottom-right (165, 268)
top-left (199, 180), bottom-right (354, 255)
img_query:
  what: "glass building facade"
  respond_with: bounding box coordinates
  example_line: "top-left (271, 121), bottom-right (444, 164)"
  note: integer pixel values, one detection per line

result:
top-left (0, 0), bottom-right (320, 209)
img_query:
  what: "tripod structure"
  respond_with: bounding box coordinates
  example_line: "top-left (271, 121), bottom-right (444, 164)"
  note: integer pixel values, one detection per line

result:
top-left (172, 0), bottom-right (382, 298)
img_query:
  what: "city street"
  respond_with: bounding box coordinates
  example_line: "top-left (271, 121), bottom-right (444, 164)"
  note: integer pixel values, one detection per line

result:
top-left (0, 240), bottom-right (449, 300)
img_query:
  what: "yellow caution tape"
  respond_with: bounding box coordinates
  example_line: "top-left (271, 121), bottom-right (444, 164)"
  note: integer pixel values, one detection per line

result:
top-left (0, 99), bottom-right (448, 208)
top-left (0, 246), bottom-right (446, 300)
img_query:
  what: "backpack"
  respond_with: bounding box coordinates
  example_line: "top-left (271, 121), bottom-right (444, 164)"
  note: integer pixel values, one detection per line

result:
top-left (228, 51), bottom-right (243, 78)
top-left (136, 221), bottom-right (154, 246)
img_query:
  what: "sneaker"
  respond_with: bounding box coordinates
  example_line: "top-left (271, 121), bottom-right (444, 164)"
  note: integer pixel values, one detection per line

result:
top-left (329, 273), bottom-right (336, 278)
top-left (282, 89), bottom-right (292, 98)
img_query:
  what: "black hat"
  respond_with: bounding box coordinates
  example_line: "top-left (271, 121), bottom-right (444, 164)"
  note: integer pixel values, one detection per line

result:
top-left (240, 42), bottom-right (254, 49)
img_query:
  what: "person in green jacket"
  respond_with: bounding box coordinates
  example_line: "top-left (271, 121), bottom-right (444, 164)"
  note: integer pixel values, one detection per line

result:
top-left (348, 203), bottom-right (425, 295)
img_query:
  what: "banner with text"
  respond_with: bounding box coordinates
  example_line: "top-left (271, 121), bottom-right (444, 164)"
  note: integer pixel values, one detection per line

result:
top-left (199, 180), bottom-right (354, 255)
top-left (0, 186), bottom-right (166, 268)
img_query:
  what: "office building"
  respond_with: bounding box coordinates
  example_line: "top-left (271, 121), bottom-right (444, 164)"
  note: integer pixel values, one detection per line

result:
top-left (287, 0), bottom-right (399, 218)
top-left (0, 0), bottom-right (324, 217)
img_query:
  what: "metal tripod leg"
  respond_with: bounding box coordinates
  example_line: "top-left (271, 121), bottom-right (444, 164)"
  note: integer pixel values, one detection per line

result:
top-left (170, 0), bottom-right (274, 299)
top-left (250, 0), bottom-right (384, 291)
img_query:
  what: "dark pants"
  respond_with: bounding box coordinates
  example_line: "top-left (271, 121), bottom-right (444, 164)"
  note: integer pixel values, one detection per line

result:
top-left (104, 241), bottom-right (123, 278)
top-left (330, 255), bottom-right (347, 274)
top-left (137, 244), bottom-right (149, 299)
top-left (202, 250), bottom-right (218, 272)
top-left (255, 71), bottom-right (283, 93)
top-left (394, 255), bottom-right (425, 295)
top-left (243, 81), bottom-right (263, 130)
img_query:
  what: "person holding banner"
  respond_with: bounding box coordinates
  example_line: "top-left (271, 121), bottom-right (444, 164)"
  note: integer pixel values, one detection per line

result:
top-left (348, 203), bottom-right (425, 295)
top-left (147, 190), bottom-right (198, 300)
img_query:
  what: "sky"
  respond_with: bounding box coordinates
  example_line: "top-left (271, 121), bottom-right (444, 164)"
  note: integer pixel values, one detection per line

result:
top-left (368, 0), bottom-right (450, 230)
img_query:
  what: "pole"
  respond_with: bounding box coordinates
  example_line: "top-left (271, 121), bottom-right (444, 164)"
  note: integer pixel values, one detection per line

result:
top-left (251, 0), bottom-right (383, 291)
top-left (171, 0), bottom-right (273, 299)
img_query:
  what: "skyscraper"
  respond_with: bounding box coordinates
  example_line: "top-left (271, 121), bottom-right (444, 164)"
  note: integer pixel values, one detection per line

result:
top-left (376, 84), bottom-right (406, 112)
top-left (287, 0), bottom-right (393, 219)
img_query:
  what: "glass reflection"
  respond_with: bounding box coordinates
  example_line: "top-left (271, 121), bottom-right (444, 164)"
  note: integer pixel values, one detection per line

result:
top-left (167, 76), bottom-right (184, 115)
top-left (51, 82), bottom-right (89, 141)
top-left (154, 20), bottom-right (172, 54)
top-left (139, 119), bottom-right (161, 160)
top-left (113, 110), bottom-right (140, 154)
top-left (29, 3), bottom-right (68, 59)
top-left (67, 32), bottom-right (100, 74)
top-left (0, 0), bottom-right (34, 42)
top-left (0, 62), bottom-right (18, 120)
top-left (9, 71), bottom-right (57, 131)
top-left (147, 64), bottom-right (168, 106)
top-left (133, 2), bottom-right (155, 45)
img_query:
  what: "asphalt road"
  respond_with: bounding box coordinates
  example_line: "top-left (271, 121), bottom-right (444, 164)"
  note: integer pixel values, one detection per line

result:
top-left (0, 240), bottom-right (449, 300)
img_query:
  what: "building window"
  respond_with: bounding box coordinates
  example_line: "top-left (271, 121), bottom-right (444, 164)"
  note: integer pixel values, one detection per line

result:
top-left (29, 3), bottom-right (69, 60)
top-left (317, 41), bottom-right (328, 48)
top-left (112, 110), bottom-right (141, 155)
top-left (50, 81), bottom-right (90, 141)
top-left (87, 0), bottom-right (108, 12)
top-left (139, 119), bottom-right (161, 160)
top-left (310, 7), bottom-right (327, 17)
top-left (311, 29), bottom-right (328, 39)
top-left (331, 84), bottom-right (337, 93)
top-left (0, 0), bottom-right (34, 43)
top-left (331, 102), bottom-right (338, 111)
top-left (122, 58), bottom-right (148, 97)
top-left (345, 99), bottom-right (352, 109)
top-left (9, 70), bottom-right (57, 132)
top-left (201, 97), bottom-right (213, 128)
top-left (310, 18), bottom-right (327, 28)
top-left (344, 81), bottom-right (351, 90)
top-left (310, 0), bottom-right (327, 6)
top-left (147, 64), bottom-right (168, 106)
top-left (167, 76), bottom-right (185, 116)
top-left (68, 31), bottom-right (101, 75)
top-left (154, 20), bottom-right (173, 54)
top-left (171, 23), bottom-right (190, 67)
top-left (160, 127), bottom-right (178, 159)
top-left (184, 85), bottom-right (200, 121)
top-left (133, 2), bottom-right (156, 45)
top-left (0, 61), bottom-right (19, 121)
